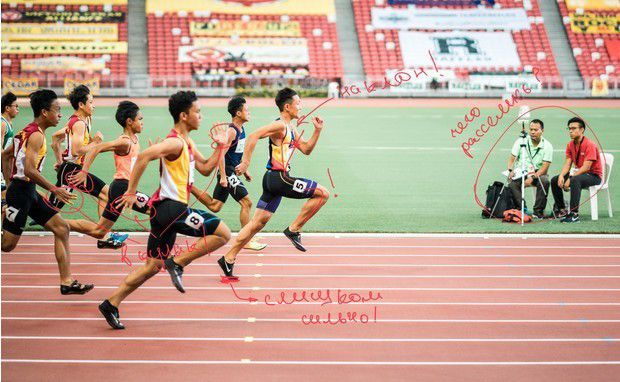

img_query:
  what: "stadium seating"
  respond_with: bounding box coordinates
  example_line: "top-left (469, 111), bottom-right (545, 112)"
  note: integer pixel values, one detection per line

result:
top-left (1, 3), bottom-right (128, 87)
top-left (557, 0), bottom-right (618, 86)
top-left (352, 0), bottom-right (560, 86)
top-left (147, 12), bottom-right (342, 87)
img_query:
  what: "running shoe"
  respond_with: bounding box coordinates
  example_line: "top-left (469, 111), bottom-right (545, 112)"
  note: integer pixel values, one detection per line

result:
top-left (243, 239), bottom-right (267, 251)
top-left (218, 256), bottom-right (235, 277)
top-left (97, 232), bottom-right (129, 249)
top-left (164, 257), bottom-right (185, 293)
top-left (60, 280), bottom-right (94, 295)
top-left (283, 227), bottom-right (306, 252)
top-left (99, 299), bottom-right (125, 330)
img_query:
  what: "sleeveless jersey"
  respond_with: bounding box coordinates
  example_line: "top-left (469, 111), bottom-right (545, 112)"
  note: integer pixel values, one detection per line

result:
top-left (266, 119), bottom-right (296, 172)
top-left (150, 129), bottom-right (195, 205)
top-left (12, 122), bottom-right (46, 182)
top-left (62, 114), bottom-right (91, 165)
top-left (2, 116), bottom-right (14, 149)
top-left (224, 124), bottom-right (246, 168)
top-left (113, 134), bottom-right (140, 180)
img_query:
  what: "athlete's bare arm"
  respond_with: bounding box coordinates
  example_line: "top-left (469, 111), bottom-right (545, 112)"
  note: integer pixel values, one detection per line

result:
top-left (50, 127), bottom-right (66, 170)
top-left (235, 121), bottom-right (285, 175)
top-left (293, 116), bottom-right (324, 155)
top-left (70, 137), bottom-right (131, 186)
top-left (116, 138), bottom-right (183, 211)
top-left (69, 121), bottom-right (103, 158)
top-left (25, 132), bottom-right (75, 205)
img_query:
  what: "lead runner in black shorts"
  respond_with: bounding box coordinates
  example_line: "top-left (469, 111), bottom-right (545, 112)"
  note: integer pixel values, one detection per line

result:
top-left (217, 88), bottom-right (330, 279)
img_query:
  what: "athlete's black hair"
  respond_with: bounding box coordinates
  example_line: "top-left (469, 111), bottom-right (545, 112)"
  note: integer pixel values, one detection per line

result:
top-left (29, 89), bottom-right (58, 118)
top-left (169, 90), bottom-right (198, 123)
top-left (115, 100), bottom-right (140, 128)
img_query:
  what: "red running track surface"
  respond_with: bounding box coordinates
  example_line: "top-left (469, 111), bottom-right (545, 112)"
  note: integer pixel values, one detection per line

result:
top-left (2, 234), bottom-right (620, 381)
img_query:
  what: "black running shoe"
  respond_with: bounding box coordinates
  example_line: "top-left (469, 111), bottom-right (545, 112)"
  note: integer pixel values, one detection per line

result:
top-left (97, 232), bottom-right (128, 249)
top-left (218, 256), bottom-right (235, 277)
top-left (60, 280), bottom-right (94, 295)
top-left (284, 227), bottom-right (306, 252)
top-left (164, 257), bottom-right (185, 293)
top-left (561, 212), bottom-right (580, 223)
top-left (99, 299), bottom-right (125, 330)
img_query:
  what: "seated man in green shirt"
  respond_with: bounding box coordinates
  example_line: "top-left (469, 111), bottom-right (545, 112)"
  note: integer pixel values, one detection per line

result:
top-left (506, 119), bottom-right (553, 219)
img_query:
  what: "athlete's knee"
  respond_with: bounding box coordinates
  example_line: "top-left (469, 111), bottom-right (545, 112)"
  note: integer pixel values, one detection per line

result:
top-left (240, 197), bottom-right (252, 210)
top-left (210, 202), bottom-right (223, 213)
top-left (1, 239), bottom-right (16, 252)
top-left (51, 219), bottom-right (70, 239)
top-left (215, 221), bottom-right (232, 242)
top-left (316, 187), bottom-right (330, 202)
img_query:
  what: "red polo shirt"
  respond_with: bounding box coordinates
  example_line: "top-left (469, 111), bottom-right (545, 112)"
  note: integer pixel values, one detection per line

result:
top-left (565, 136), bottom-right (602, 178)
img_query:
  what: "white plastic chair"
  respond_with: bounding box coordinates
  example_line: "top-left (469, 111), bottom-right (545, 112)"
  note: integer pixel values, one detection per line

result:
top-left (589, 153), bottom-right (614, 220)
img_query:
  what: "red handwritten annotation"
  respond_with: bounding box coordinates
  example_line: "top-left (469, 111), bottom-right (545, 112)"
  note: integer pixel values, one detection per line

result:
top-left (452, 67), bottom-right (543, 159)
top-left (339, 50), bottom-right (442, 98)
top-left (230, 284), bottom-right (382, 326)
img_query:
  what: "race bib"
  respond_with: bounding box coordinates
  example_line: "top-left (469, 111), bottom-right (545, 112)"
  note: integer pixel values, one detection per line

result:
top-left (235, 138), bottom-right (246, 154)
top-left (5, 206), bottom-right (19, 222)
top-left (135, 192), bottom-right (149, 208)
top-left (293, 179), bottom-right (308, 193)
top-left (184, 211), bottom-right (204, 230)
top-left (227, 174), bottom-right (241, 188)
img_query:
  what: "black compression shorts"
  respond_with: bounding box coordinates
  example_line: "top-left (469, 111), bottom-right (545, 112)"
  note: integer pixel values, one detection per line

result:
top-left (256, 170), bottom-right (317, 213)
top-left (146, 199), bottom-right (222, 260)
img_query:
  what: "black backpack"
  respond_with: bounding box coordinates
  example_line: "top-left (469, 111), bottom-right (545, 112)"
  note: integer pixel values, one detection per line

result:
top-left (482, 181), bottom-right (515, 218)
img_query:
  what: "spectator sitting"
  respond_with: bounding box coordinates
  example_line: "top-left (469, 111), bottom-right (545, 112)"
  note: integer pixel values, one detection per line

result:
top-left (550, 117), bottom-right (603, 223)
top-left (506, 119), bottom-right (553, 219)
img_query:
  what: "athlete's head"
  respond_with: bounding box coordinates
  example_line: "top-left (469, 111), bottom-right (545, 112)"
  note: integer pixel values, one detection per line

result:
top-left (1, 91), bottom-right (19, 119)
top-left (68, 85), bottom-right (94, 116)
top-left (529, 119), bottom-right (544, 141)
top-left (567, 117), bottom-right (586, 140)
top-left (30, 89), bottom-right (61, 127)
top-left (275, 87), bottom-right (301, 119)
top-left (228, 96), bottom-right (248, 122)
top-left (169, 90), bottom-right (201, 131)
top-left (116, 100), bottom-right (143, 134)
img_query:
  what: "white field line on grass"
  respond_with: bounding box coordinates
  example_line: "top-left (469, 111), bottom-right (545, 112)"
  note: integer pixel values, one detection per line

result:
top-left (4, 317), bottom-right (620, 323)
top-left (5, 262), bottom-right (620, 268)
top-left (3, 300), bottom-right (620, 306)
top-left (2, 336), bottom-right (619, 343)
top-left (4, 359), bottom-right (620, 366)
top-left (4, 272), bottom-right (620, 279)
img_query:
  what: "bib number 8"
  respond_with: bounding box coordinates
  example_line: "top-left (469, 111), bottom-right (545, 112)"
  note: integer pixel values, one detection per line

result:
top-left (135, 192), bottom-right (149, 208)
top-left (227, 174), bottom-right (241, 188)
top-left (185, 211), bottom-right (204, 230)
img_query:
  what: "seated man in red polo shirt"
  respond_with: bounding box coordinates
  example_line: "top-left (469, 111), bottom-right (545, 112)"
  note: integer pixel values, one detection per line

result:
top-left (550, 117), bottom-right (603, 223)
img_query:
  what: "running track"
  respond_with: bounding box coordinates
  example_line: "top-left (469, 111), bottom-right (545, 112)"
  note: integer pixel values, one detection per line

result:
top-left (2, 234), bottom-right (620, 381)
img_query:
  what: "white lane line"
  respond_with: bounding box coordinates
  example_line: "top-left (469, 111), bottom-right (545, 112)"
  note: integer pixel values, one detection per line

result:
top-left (4, 273), bottom-right (620, 278)
top-left (5, 262), bottom-right (620, 268)
top-left (2, 336), bottom-right (619, 342)
top-left (6, 252), bottom-right (620, 258)
top-left (22, 231), bottom-right (620, 238)
top-left (4, 317), bottom-right (620, 323)
top-left (4, 286), bottom-right (620, 291)
top-left (4, 359), bottom-right (620, 365)
top-left (3, 301), bottom-right (620, 306)
top-left (11, 244), bottom-right (620, 249)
